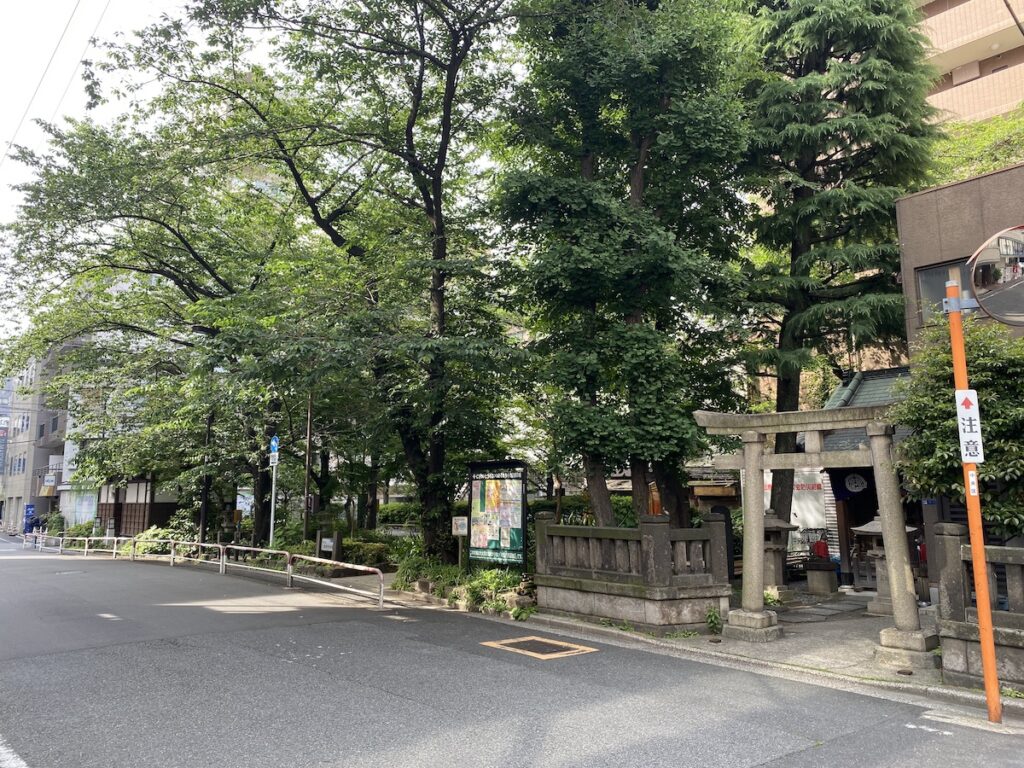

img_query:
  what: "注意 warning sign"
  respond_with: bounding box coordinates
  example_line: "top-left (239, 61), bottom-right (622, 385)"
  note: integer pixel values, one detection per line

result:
top-left (955, 389), bottom-right (985, 464)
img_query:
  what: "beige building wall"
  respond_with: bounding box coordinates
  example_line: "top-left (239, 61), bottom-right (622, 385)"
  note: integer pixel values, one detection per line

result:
top-left (896, 162), bottom-right (1024, 340)
top-left (918, 0), bottom-right (1024, 121)
top-left (1, 358), bottom-right (67, 533)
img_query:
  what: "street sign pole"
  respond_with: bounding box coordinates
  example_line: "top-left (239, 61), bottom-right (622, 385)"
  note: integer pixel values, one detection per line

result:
top-left (945, 279), bottom-right (1002, 724)
top-left (269, 435), bottom-right (280, 548)
top-left (269, 459), bottom-right (278, 548)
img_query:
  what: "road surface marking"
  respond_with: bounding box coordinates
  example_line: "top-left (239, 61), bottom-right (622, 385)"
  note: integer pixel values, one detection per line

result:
top-left (904, 723), bottom-right (953, 736)
top-left (97, 613), bottom-right (122, 621)
top-left (481, 636), bottom-right (598, 660)
top-left (0, 733), bottom-right (29, 768)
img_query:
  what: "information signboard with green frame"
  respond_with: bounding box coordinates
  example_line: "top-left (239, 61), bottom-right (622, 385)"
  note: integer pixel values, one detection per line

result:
top-left (468, 460), bottom-right (528, 568)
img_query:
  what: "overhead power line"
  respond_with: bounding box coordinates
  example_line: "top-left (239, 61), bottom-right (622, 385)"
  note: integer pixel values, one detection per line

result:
top-left (0, 0), bottom-right (85, 174)
top-left (49, 0), bottom-right (113, 124)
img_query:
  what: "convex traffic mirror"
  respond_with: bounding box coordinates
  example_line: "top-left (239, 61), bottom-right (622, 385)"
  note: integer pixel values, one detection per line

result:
top-left (969, 225), bottom-right (1024, 327)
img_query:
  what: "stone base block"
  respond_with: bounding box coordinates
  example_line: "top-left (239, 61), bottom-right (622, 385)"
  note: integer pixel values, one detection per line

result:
top-left (874, 644), bottom-right (941, 670)
top-left (536, 582), bottom-right (730, 633)
top-left (940, 622), bottom-right (1024, 690)
top-left (728, 608), bottom-right (778, 629)
top-left (806, 568), bottom-right (838, 596)
top-left (764, 586), bottom-right (794, 603)
top-left (879, 627), bottom-right (938, 653)
top-left (866, 596), bottom-right (893, 616)
top-left (723, 623), bottom-right (784, 643)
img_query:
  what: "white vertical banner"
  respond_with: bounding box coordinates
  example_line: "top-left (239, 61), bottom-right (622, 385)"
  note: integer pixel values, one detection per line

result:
top-left (955, 389), bottom-right (985, 464)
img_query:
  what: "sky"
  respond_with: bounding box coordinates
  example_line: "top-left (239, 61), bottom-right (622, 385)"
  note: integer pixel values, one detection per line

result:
top-left (0, 0), bottom-right (186, 222)
top-left (0, 1), bottom-right (184, 335)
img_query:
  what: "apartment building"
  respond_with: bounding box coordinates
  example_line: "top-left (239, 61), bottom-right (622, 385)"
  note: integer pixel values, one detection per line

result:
top-left (921, 0), bottom-right (1024, 121)
top-left (1, 357), bottom-right (67, 533)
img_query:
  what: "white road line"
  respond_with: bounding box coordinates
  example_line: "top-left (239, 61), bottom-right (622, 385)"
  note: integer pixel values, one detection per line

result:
top-left (0, 733), bottom-right (30, 768)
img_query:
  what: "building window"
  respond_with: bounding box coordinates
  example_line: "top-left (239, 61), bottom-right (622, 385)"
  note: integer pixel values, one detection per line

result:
top-left (38, 424), bottom-right (45, 439)
top-left (51, 416), bottom-right (59, 432)
top-left (916, 261), bottom-right (972, 324)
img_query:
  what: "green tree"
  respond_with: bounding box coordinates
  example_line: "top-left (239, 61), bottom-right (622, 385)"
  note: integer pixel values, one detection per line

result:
top-left (503, 0), bottom-right (749, 525)
top-left (120, 0), bottom-right (519, 553)
top-left (744, 0), bottom-right (937, 521)
top-left (889, 319), bottom-right (1024, 540)
top-left (2, 116), bottom-right (308, 541)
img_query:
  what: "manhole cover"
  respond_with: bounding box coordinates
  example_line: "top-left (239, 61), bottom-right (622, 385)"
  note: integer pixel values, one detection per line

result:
top-left (481, 636), bottom-right (598, 660)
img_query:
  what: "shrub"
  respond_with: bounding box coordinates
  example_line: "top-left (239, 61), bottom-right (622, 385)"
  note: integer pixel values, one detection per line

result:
top-left (42, 513), bottom-right (66, 533)
top-left (392, 554), bottom-right (435, 591)
top-left (131, 526), bottom-right (176, 555)
top-left (706, 605), bottom-right (722, 635)
top-left (287, 540), bottom-right (317, 557)
top-left (65, 521), bottom-right (93, 537)
top-left (340, 540), bottom-right (389, 566)
top-left (611, 496), bottom-right (636, 528)
top-left (378, 502), bottom-right (421, 525)
top-left (529, 494), bottom-right (637, 527)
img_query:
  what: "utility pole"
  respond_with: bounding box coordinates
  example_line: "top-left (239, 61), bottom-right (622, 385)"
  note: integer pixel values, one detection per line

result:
top-left (198, 410), bottom-right (214, 543)
top-left (945, 278), bottom-right (1002, 724)
top-left (302, 391), bottom-right (314, 541)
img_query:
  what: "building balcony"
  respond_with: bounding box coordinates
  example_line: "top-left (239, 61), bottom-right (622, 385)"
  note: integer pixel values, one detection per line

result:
top-left (928, 59), bottom-right (1024, 120)
top-left (921, 0), bottom-right (1024, 74)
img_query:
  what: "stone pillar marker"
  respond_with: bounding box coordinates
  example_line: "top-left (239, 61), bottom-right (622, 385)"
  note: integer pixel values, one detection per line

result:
top-left (762, 511), bottom-right (798, 599)
top-left (723, 431), bottom-right (782, 642)
top-left (867, 422), bottom-right (939, 670)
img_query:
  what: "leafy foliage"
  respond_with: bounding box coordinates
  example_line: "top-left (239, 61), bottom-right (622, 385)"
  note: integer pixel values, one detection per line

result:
top-left (890, 319), bottom-right (1024, 539)
top-left (503, 0), bottom-right (750, 525)
top-left (743, 0), bottom-right (937, 519)
top-left (930, 102), bottom-right (1024, 187)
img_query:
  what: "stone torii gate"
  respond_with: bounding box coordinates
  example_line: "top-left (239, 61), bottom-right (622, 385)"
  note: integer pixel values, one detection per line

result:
top-left (694, 406), bottom-right (938, 670)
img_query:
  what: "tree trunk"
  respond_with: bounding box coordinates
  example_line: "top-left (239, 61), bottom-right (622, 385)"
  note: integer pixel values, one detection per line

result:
top-left (630, 457), bottom-right (651, 523)
top-left (584, 453), bottom-right (615, 527)
top-left (366, 454), bottom-right (380, 530)
top-left (771, 312), bottom-right (803, 523)
top-left (653, 460), bottom-right (692, 528)
top-left (253, 462), bottom-right (270, 545)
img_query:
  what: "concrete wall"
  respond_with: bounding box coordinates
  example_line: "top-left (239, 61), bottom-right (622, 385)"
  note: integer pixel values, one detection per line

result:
top-left (896, 163), bottom-right (1024, 341)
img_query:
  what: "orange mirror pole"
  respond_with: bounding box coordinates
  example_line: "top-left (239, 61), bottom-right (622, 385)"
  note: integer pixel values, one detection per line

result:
top-left (945, 279), bottom-right (1002, 724)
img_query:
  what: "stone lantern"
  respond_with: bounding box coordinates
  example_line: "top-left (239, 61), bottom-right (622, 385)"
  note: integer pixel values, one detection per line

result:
top-left (851, 515), bottom-right (917, 616)
top-left (763, 509), bottom-right (798, 598)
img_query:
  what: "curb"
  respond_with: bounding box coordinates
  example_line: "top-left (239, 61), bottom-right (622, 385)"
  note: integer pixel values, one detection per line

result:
top-left (515, 612), bottom-right (1024, 720)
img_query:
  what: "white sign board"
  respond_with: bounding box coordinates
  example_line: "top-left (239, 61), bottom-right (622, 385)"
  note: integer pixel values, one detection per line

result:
top-left (955, 389), bottom-right (985, 464)
top-left (451, 516), bottom-right (468, 537)
top-left (269, 452), bottom-right (279, 466)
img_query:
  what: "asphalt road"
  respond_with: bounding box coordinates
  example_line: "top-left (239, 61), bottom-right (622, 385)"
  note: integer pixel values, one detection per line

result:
top-left (0, 534), bottom-right (1020, 768)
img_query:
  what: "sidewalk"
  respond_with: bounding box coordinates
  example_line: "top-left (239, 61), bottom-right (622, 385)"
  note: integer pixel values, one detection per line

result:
top-left (517, 602), bottom-right (1024, 722)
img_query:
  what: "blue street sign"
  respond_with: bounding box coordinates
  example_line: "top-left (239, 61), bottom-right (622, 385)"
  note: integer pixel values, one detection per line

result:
top-left (270, 435), bottom-right (280, 453)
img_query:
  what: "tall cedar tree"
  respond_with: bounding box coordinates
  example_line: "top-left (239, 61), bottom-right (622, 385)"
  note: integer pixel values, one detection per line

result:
top-left (745, 0), bottom-right (936, 521)
top-left (504, 0), bottom-right (748, 525)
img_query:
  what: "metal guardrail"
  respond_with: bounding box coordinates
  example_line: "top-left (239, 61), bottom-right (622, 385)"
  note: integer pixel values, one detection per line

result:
top-left (18, 533), bottom-right (385, 608)
top-left (289, 554), bottom-right (385, 606)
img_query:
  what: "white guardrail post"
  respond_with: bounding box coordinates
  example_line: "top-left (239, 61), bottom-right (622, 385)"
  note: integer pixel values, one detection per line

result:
top-left (84, 537), bottom-right (90, 557)
top-left (169, 541), bottom-right (176, 566)
top-left (219, 545), bottom-right (226, 575)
